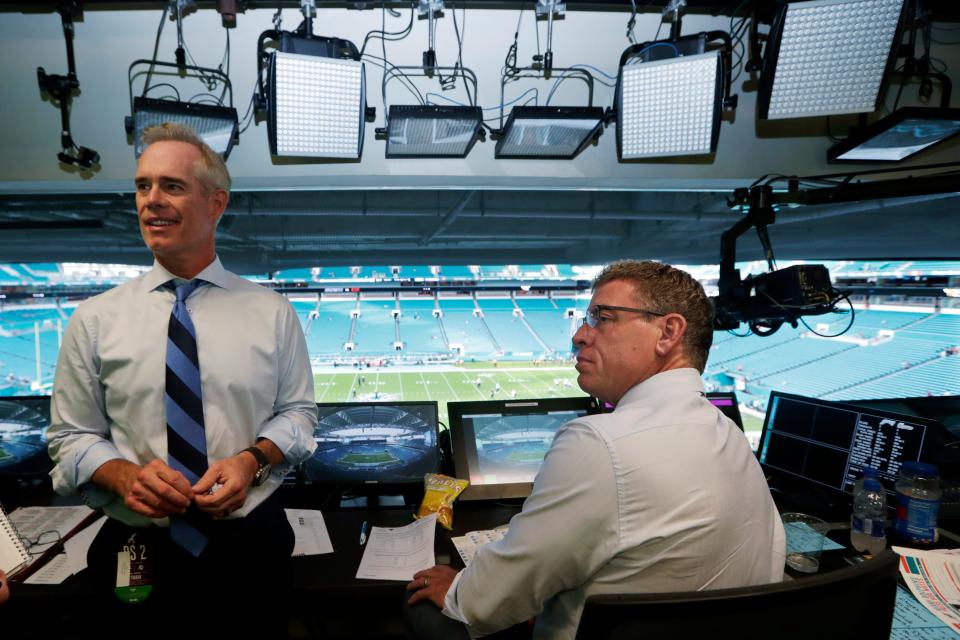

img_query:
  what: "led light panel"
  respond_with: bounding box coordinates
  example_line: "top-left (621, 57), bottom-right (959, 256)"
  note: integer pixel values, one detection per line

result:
top-left (828, 107), bottom-right (960, 162)
top-left (132, 97), bottom-right (239, 158)
top-left (270, 51), bottom-right (366, 158)
top-left (618, 51), bottom-right (721, 159)
top-left (386, 105), bottom-right (483, 158)
top-left (762, 0), bottom-right (904, 120)
top-left (495, 106), bottom-right (604, 159)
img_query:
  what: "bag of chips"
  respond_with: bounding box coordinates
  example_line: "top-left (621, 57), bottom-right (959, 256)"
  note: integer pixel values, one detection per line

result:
top-left (416, 473), bottom-right (469, 530)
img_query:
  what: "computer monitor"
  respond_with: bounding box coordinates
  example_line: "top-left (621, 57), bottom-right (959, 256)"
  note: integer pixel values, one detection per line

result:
top-left (848, 396), bottom-right (960, 436)
top-left (303, 402), bottom-right (440, 486)
top-left (0, 395), bottom-right (51, 477)
top-left (706, 391), bottom-right (744, 431)
top-left (449, 396), bottom-right (600, 500)
top-left (602, 392), bottom-right (744, 431)
top-left (757, 391), bottom-right (943, 496)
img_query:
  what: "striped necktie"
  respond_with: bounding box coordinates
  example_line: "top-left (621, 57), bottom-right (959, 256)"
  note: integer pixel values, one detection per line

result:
top-left (165, 279), bottom-right (209, 557)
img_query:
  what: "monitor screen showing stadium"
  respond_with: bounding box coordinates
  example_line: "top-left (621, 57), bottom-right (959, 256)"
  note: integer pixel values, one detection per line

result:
top-left (304, 402), bottom-right (440, 485)
top-left (449, 396), bottom-right (600, 500)
top-left (706, 391), bottom-right (744, 431)
top-left (0, 396), bottom-right (51, 477)
top-left (758, 391), bottom-right (942, 496)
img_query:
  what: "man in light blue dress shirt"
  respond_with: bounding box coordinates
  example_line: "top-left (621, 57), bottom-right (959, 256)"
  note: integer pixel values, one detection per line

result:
top-left (406, 260), bottom-right (785, 640)
top-left (47, 123), bottom-right (318, 634)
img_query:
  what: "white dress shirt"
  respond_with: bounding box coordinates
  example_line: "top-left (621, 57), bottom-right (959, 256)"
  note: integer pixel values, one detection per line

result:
top-left (48, 258), bottom-right (318, 526)
top-left (443, 368), bottom-right (785, 639)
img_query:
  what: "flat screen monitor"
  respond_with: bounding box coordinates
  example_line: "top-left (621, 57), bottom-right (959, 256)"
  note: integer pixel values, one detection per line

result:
top-left (303, 402), bottom-right (440, 486)
top-left (449, 396), bottom-right (600, 500)
top-left (849, 396), bottom-right (960, 436)
top-left (603, 393), bottom-right (743, 431)
top-left (0, 395), bottom-right (51, 477)
top-left (706, 391), bottom-right (744, 431)
top-left (758, 391), bottom-right (943, 496)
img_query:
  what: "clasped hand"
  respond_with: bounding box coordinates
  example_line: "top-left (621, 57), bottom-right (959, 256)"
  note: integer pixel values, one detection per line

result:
top-left (124, 454), bottom-right (257, 519)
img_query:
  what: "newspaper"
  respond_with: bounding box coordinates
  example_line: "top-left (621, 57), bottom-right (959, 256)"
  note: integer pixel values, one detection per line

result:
top-left (893, 545), bottom-right (960, 633)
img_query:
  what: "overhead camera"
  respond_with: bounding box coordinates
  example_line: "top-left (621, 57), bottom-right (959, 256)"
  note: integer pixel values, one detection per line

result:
top-left (711, 184), bottom-right (847, 336)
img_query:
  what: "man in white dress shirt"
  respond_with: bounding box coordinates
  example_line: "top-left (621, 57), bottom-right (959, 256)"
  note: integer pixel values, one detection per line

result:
top-left (47, 123), bottom-right (317, 634)
top-left (406, 260), bottom-right (785, 640)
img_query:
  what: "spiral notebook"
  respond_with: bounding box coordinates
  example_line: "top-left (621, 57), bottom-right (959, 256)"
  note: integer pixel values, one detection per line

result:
top-left (0, 504), bottom-right (31, 577)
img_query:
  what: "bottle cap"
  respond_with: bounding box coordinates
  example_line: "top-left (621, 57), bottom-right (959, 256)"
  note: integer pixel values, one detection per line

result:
top-left (863, 478), bottom-right (883, 491)
top-left (862, 467), bottom-right (879, 478)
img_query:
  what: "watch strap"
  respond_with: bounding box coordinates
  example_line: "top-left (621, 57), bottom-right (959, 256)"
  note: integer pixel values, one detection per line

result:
top-left (240, 446), bottom-right (270, 486)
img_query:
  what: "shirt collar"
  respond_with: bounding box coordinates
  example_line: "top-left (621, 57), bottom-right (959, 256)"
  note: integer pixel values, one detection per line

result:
top-left (614, 367), bottom-right (705, 410)
top-left (144, 256), bottom-right (231, 291)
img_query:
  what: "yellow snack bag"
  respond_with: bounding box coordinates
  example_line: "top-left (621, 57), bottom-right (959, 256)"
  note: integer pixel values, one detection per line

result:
top-left (416, 473), bottom-right (469, 530)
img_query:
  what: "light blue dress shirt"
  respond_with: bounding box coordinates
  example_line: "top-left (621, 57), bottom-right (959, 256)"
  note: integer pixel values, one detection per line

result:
top-left (443, 368), bottom-right (785, 639)
top-left (48, 257), bottom-right (318, 526)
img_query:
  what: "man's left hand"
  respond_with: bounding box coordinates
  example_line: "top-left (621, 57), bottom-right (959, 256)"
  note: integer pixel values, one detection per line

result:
top-left (406, 565), bottom-right (459, 609)
top-left (192, 453), bottom-right (258, 517)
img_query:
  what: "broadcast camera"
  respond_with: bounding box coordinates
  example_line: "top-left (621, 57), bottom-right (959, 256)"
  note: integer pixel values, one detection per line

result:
top-left (711, 184), bottom-right (847, 336)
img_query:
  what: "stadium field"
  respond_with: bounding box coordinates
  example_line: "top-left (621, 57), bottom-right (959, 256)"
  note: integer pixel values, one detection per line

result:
top-left (339, 452), bottom-right (397, 464)
top-left (313, 362), bottom-right (584, 426)
top-left (508, 450), bottom-right (548, 463)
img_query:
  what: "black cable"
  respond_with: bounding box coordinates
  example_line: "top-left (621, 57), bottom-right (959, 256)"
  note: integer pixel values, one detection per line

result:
top-left (381, 0), bottom-right (389, 122)
top-left (450, 0), bottom-right (473, 106)
top-left (364, 54), bottom-right (426, 105)
top-left (798, 295), bottom-right (855, 338)
top-left (144, 83), bottom-right (182, 101)
top-left (359, 1), bottom-right (415, 58)
top-left (142, 5), bottom-right (169, 98)
top-left (238, 90), bottom-right (257, 134)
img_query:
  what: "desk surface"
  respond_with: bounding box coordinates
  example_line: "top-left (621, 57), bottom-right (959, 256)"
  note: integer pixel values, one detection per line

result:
top-left (292, 504), bottom-right (519, 595)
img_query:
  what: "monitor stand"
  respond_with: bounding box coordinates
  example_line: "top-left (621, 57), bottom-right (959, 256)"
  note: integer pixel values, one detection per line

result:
top-left (340, 494), bottom-right (408, 509)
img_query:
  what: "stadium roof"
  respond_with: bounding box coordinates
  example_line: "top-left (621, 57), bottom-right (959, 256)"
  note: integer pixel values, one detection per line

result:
top-left (0, 4), bottom-right (958, 273)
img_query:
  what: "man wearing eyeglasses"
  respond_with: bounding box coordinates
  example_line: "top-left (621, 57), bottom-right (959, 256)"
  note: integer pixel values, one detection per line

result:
top-left (406, 260), bottom-right (784, 640)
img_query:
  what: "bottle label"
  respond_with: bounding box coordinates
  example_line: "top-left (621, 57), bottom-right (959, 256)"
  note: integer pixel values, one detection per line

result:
top-left (895, 493), bottom-right (939, 543)
top-left (853, 515), bottom-right (885, 537)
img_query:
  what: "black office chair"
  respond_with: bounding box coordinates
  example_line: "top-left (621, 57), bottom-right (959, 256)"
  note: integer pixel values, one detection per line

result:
top-left (575, 550), bottom-right (900, 640)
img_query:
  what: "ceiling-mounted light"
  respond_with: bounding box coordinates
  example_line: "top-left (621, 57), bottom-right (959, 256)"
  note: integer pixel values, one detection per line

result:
top-left (495, 106), bottom-right (605, 159)
top-left (757, 0), bottom-right (906, 120)
top-left (827, 107), bottom-right (960, 163)
top-left (125, 60), bottom-right (239, 159)
top-left (128, 97), bottom-right (239, 158)
top-left (618, 52), bottom-right (720, 158)
top-left (386, 105), bottom-right (483, 158)
top-left (255, 3), bottom-right (374, 160)
top-left (377, 65), bottom-right (484, 158)
top-left (269, 46), bottom-right (366, 159)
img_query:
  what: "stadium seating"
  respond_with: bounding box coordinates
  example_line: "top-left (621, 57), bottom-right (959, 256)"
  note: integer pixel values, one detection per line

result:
top-left (353, 299), bottom-right (398, 354)
top-left (398, 299), bottom-right (446, 353)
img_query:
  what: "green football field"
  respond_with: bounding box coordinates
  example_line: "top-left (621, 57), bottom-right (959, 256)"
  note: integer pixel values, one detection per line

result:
top-left (338, 451), bottom-right (397, 465)
top-left (313, 362), bottom-right (585, 427)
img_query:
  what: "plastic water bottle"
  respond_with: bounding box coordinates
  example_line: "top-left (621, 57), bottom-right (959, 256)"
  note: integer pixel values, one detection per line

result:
top-left (851, 467), bottom-right (887, 555)
top-left (895, 461), bottom-right (942, 544)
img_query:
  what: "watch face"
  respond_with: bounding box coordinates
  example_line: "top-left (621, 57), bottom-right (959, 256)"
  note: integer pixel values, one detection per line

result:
top-left (253, 464), bottom-right (271, 486)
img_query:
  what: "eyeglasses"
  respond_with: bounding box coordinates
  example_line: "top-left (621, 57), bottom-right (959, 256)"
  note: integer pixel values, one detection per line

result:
top-left (582, 304), bottom-right (666, 328)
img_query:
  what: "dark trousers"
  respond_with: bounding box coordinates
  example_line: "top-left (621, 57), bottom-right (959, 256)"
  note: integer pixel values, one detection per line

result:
top-left (86, 492), bottom-right (294, 638)
top-left (402, 593), bottom-right (533, 640)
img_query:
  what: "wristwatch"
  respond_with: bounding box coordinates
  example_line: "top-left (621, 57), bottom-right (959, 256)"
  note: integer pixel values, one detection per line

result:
top-left (241, 446), bottom-right (272, 487)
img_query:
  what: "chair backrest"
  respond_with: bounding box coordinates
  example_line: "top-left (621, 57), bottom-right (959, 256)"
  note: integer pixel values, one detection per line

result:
top-left (575, 550), bottom-right (900, 640)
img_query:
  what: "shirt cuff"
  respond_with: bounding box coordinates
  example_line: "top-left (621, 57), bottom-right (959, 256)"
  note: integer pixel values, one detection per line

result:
top-left (74, 439), bottom-right (124, 490)
top-left (257, 413), bottom-right (317, 467)
top-left (442, 569), bottom-right (470, 624)
top-left (78, 481), bottom-right (118, 509)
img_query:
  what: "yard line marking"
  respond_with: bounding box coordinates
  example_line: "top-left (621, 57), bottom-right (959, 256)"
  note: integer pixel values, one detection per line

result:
top-left (503, 370), bottom-right (537, 396)
top-left (419, 371), bottom-right (433, 401)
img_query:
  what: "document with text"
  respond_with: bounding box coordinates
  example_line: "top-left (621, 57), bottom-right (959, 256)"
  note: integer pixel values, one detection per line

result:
top-left (285, 508), bottom-right (334, 557)
top-left (356, 513), bottom-right (436, 581)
